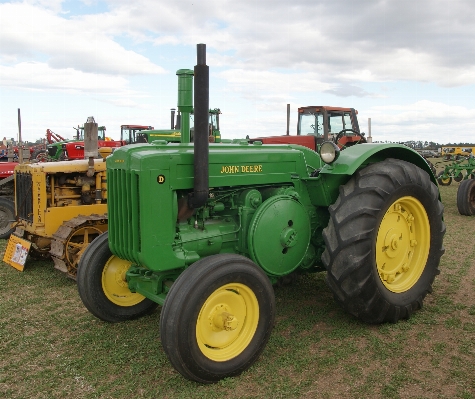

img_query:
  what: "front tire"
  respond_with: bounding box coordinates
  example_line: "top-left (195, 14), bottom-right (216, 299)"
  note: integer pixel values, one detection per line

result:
top-left (0, 197), bottom-right (15, 239)
top-left (160, 254), bottom-right (275, 383)
top-left (77, 232), bottom-right (158, 322)
top-left (457, 179), bottom-right (475, 215)
top-left (322, 159), bottom-right (445, 324)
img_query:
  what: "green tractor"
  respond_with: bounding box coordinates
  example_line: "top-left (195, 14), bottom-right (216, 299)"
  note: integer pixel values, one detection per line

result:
top-left (77, 45), bottom-right (445, 383)
top-left (43, 125), bottom-right (108, 161)
top-left (120, 71), bottom-right (221, 146)
top-left (120, 109), bottom-right (221, 145)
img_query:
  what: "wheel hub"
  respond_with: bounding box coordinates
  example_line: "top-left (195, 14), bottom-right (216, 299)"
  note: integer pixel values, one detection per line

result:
top-left (211, 305), bottom-right (239, 332)
top-left (280, 227), bottom-right (298, 248)
top-left (376, 197), bottom-right (430, 293)
top-left (196, 283), bottom-right (259, 361)
top-left (102, 256), bottom-right (146, 306)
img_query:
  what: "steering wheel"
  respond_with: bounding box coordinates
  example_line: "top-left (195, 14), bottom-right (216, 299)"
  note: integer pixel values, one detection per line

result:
top-left (334, 129), bottom-right (366, 149)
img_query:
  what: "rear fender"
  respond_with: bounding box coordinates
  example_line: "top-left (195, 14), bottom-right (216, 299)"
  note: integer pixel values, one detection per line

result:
top-left (319, 143), bottom-right (439, 204)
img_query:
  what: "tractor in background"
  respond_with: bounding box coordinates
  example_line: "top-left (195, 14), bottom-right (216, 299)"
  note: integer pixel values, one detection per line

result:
top-left (3, 68), bottom-right (222, 277)
top-left (249, 105), bottom-right (365, 151)
top-left (0, 139), bottom-right (38, 238)
top-left (119, 125), bottom-right (155, 144)
top-left (47, 124), bottom-right (118, 161)
top-left (31, 125), bottom-right (107, 161)
top-left (29, 129), bottom-right (68, 161)
top-left (3, 118), bottom-right (109, 276)
top-left (77, 44), bottom-right (445, 383)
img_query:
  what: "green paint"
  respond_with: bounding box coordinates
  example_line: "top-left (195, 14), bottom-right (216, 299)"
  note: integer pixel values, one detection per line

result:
top-left (105, 140), bottom-right (432, 302)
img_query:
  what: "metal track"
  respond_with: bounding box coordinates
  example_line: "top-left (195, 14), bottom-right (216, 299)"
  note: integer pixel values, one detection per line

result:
top-left (50, 214), bottom-right (107, 279)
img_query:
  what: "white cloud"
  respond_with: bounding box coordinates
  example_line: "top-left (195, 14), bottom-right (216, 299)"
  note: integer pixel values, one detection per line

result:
top-left (361, 101), bottom-right (475, 142)
top-left (0, 2), bottom-right (165, 75)
top-left (1, 62), bottom-right (130, 93)
top-left (2, 0), bottom-right (475, 144)
top-left (220, 70), bottom-right (332, 92)
top-left (91, 0), bottom-right (475, 87)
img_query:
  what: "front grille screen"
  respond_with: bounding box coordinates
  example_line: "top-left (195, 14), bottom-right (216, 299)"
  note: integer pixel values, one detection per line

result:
top-left (15, 172), bottom-right (33, 223)
top-left (108, 168), bottom-right (140, 262)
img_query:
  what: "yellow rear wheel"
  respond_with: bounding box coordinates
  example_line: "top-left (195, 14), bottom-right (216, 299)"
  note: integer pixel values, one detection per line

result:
top-left (376, 196), bottom-right (430, 293)
top-left (323, 159), bottom-right (444, 323)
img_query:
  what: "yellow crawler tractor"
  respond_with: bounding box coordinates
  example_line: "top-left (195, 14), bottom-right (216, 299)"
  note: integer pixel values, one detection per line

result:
top-left (4, 118), bottom-right (109, 278)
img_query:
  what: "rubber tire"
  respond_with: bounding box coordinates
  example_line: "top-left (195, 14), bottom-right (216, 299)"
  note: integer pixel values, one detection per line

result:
top-left (322, 159), bottom-right (445, 324)
top-left (0, 197), bottom-right (15, 239)
top-left (160, 254), bottom-right (275, 383)
top-left (31, 149), bottom-right (47, 162)
top-left (457, 179), bottom-right (475, 216)
top-left (454, 173), bottom-right (464, 182)
top-left (77, 232), bottom-right (158, 322)
top-left (437, 171), bottom-right (452, 186)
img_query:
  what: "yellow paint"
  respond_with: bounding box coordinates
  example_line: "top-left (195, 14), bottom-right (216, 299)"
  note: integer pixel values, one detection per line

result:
top-left (42, 205), bottom-right (108, 237)
top-left (3, 235), bottom-right (32, 271)
top-left (376, 196), bottom-right (430, 293)
top-left (102, 255), bottom-right (147, 307)
top-left (196, 283), bottom-right (259, 362)
top-left (220, 165), bottom-right (263, 174)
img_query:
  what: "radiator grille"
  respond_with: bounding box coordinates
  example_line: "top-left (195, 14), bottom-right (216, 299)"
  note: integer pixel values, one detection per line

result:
top-left (15, 172), bottom-right (33, 223)
top-left (108, 168), bottom-right (141, 262)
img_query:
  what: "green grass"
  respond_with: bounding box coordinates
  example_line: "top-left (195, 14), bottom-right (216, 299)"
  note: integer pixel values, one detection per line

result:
top-left (1, 181), bottom-right (475, 398)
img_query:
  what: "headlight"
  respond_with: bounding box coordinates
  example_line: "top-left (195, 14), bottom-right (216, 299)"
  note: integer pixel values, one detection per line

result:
top-left (319, 141), bottom-right (340, 164)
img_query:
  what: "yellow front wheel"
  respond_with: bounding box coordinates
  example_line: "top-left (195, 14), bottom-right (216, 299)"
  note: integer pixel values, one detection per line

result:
top-left (77, 232), bottom-right (158, 322)
top-left (160, 254), bottom-right (275, 383)
top-left (196, 283), bottom-right (259, 362)
top-left (102, 255), bottom-right (146, 307)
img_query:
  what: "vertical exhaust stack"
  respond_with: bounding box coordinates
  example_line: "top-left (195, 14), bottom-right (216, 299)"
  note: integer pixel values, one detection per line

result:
top-left (189, 43), bottom-right (209, 209)
top-left (170, 108), bottom-right (176, 130)
top-left (84, 116), bottom-right (99, 177)
top-left (175, 112), bottom-right (181, 129)
top-left (286, 104), bottom-right (290, 135)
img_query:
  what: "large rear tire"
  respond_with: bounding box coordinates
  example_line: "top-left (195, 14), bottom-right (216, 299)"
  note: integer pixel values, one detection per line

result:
top-left (322, 159), bottom-right (445, 324)
top-left (0, 197), bottom-right (15, 239)
top-left (76, 232), bottom-right (158, 322)
top-left (457, 179), bottom-right (475, 216)
top-left (160, 254), bottom-right (275, 383)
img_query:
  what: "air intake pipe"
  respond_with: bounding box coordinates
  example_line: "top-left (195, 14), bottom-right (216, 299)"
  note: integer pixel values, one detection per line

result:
top-left (188, 43), bottom-right (209, 209)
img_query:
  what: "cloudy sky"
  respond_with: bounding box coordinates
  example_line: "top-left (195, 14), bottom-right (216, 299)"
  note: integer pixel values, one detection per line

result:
top-left (1, 0), bottom-right (474, 144)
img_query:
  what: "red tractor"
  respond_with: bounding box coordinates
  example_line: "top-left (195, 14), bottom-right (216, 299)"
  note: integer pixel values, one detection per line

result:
top-left (249, 106), bottom-right (366, 151)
